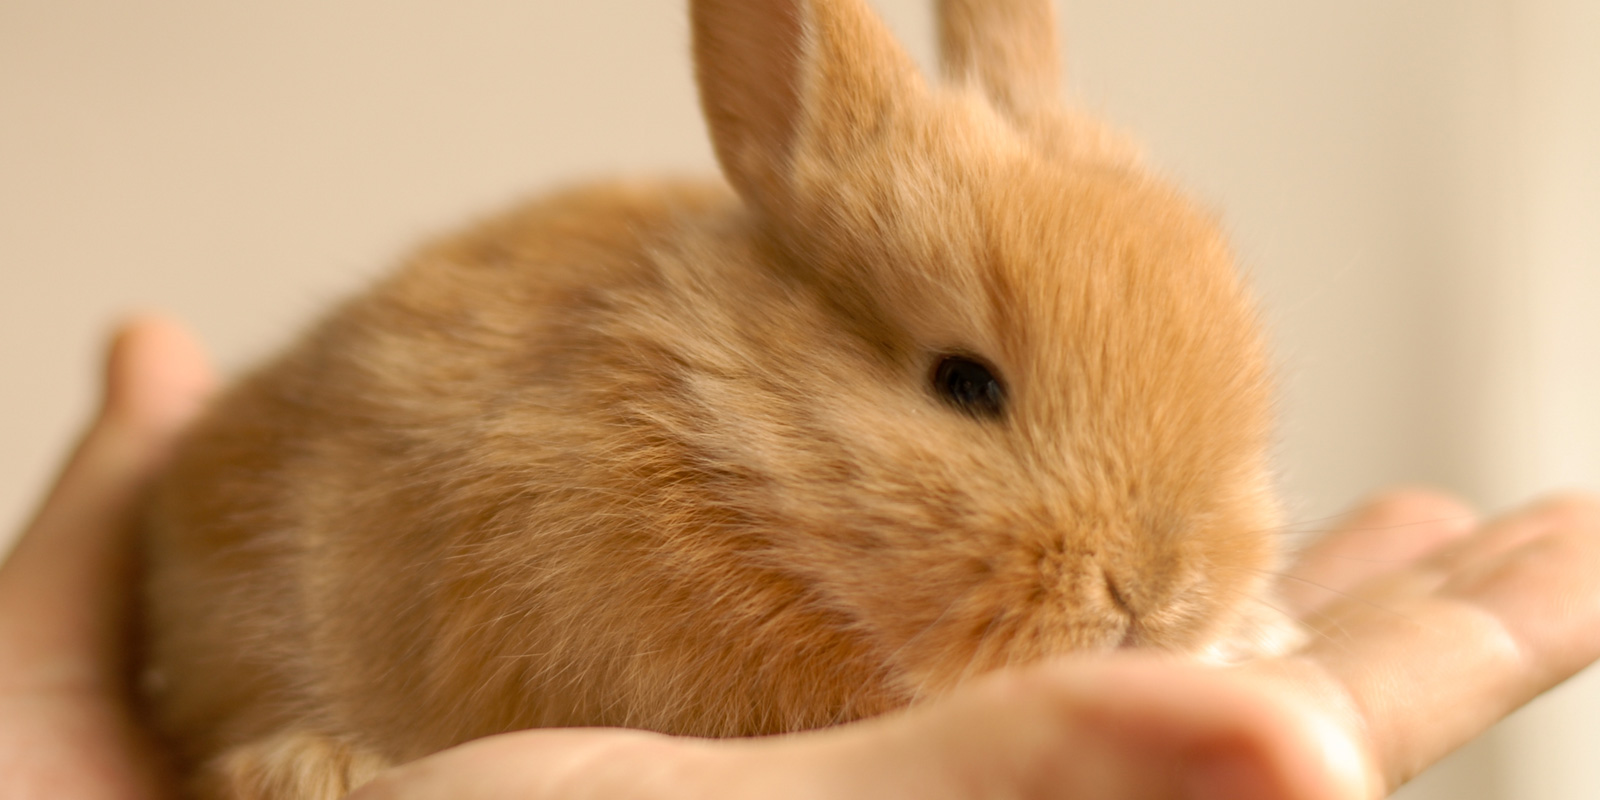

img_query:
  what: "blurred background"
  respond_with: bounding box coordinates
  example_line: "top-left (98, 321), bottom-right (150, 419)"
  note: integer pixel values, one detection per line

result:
top-left (2, 1), bottom-right (1595, 796)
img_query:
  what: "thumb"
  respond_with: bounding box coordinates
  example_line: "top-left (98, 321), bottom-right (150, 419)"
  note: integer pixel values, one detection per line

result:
top-left (768, 657), bottom-right (1371, 800)
top-left (2, 314), bottom-right (215, 687)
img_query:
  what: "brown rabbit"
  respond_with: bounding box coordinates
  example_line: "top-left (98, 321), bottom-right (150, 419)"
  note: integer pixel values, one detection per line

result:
top-left (140, 0), bottom-right (1295, 797)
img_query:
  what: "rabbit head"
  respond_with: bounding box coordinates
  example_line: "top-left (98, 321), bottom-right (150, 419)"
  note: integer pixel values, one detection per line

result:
top-left (636, 0), bottom-right (1285, 701)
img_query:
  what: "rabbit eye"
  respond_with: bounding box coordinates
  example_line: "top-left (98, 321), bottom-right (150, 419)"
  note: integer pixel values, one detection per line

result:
top-left (932, 356), bottom-right (1006, 419)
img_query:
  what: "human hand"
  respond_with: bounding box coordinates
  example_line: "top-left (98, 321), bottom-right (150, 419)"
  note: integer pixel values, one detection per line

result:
top-left (0, 317), bottom-right (213, 800)
top-left (349, 490), bottom-right (1600, 800)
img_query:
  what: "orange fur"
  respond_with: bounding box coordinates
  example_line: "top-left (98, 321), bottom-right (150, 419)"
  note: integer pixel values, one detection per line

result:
top-left (140, 1), bottom-right (1290, 797)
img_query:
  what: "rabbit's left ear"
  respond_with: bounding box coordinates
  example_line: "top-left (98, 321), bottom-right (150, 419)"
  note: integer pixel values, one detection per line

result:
top-left (937, 0), bottom-right (1062, 120)
top-left (692, 0), bottom-right (924, 218)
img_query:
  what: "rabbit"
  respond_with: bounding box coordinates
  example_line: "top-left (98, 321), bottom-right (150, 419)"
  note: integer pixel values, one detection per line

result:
top-left (139, 0), bottom-right (1299, 797)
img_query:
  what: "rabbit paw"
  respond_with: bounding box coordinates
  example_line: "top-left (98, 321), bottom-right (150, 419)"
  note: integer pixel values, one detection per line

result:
top-left (194, 731), bottom-right (390, 800)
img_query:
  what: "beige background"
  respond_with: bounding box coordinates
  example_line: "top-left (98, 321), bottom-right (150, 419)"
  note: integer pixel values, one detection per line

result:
top-left (2, 1), bottom-right (1596, 797)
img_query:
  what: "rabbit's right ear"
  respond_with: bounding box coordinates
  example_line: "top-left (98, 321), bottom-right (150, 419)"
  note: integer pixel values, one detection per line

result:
top-left (937, 0), bottom-right (1062, 121)
top-left (692, 0), bottom-right (922, 217)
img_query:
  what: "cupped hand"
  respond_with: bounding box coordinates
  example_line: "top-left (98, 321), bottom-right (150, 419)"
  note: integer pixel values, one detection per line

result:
top-left (6, 318), bottom-right (1600, 800)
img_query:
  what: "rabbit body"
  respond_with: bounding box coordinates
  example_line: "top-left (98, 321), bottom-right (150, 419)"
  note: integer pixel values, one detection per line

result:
top-left (141, 1), bottom-right (1291, 797)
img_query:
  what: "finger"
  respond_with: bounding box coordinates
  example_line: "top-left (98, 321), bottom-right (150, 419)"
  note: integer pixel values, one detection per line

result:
top-left (101, 314), bottom-right (215, 445)
top-left (726, 658), bottom-right (1367, 800)
top-left (1280, 489), bottom-right (1476, 618)
top-left (1298, 494), bottom-right (1600, 794)
top-left (0, 315), bottom-right (214, 690)
top-left (1423, 492), bottom-right (1595, 578)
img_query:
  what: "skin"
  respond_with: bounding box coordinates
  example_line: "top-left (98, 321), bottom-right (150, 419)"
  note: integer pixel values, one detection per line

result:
top-left (5, 317), bottom-right (1600, 800)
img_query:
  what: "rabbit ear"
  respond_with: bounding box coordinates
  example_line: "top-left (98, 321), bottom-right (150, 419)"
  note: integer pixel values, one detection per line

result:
top-left (937, 0), bottom-right (1062, 119)
top-left (692, 0), bottom-right (922, 215)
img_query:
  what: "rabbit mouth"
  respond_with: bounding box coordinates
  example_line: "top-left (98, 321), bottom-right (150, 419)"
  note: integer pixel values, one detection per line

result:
top-left (1116, 627), bottom-right (1141, 649)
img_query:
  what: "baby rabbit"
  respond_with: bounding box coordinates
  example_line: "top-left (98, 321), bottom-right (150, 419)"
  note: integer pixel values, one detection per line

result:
top-left (140, 0), bottom-right (1294, 797)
